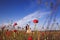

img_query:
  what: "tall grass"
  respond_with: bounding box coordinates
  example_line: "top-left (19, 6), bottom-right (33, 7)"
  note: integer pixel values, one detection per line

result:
top-left (0, 30), bottom-right (60, 40)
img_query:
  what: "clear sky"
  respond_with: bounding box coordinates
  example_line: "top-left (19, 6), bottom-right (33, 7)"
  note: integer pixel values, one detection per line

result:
top-left (0, 0), bottom-right (39, 24)
top-left (0, 0), bottom-right (60, 30)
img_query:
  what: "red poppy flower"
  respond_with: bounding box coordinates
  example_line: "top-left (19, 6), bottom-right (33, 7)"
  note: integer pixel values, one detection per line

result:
top-left (0, 36), bottom-right (2, 40)
top-left (33, 19), bottom-right (38, 23)
top-left (13, 30), bottom-right (17, 33)
top-left (6, 31), bottom-right (11, 37)
top-left (28, 36), bottom-right (32, 40)
top-left (13, 22), bottom-right (17, 27)
top-left (42, 32), bottom-right (44, 36)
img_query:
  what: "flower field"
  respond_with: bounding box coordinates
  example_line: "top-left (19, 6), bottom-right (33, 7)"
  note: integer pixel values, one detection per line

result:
top-left (0, 30), bottom-right (60, 40)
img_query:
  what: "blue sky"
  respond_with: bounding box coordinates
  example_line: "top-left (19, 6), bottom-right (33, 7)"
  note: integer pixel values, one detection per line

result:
top-left (0, 0), bottom-right (60, 30)
top-left (0, 0), bottom-right (39, 24)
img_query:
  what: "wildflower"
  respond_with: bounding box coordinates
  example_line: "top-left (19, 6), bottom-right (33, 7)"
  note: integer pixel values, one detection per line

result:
top-left (42, 32), bottom-right (44, 36)
top-left (28, 36), bottom-right (32, 40)
top-left (0, 36), bottom-right (2, 40)
top-left (5, 31), bottom-right (11, 37)
top-left (13, 22), bottom-right (17, 27)
top-left (13, 30), bottom-right (17, 33)
top-left (33, 19), bottom-right (38, 23)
